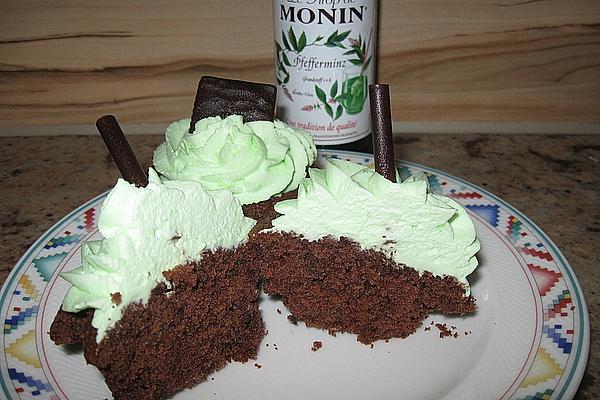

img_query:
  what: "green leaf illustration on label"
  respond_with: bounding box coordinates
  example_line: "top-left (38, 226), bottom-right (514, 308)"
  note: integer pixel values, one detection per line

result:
top-left (335, 105), bottom-right (343, 120)
top-left (315, 85), bottom-right (327, 104)
top-left (315, 82), bottom-right (343, 121)
top-left (298, 32), bottom-right (307, 52)
top-left (330, 81), bottom-right (338, 98)
top-left (288, 27), bottom-right (298, 51)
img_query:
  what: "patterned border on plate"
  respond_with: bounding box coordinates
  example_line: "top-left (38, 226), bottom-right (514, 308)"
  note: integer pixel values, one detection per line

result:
top-left (0, 152), bottom-right (589, 400)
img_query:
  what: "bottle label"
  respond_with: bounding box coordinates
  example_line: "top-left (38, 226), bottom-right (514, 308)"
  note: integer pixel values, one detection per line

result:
top-left (273, 0), bottom-right (377, 145)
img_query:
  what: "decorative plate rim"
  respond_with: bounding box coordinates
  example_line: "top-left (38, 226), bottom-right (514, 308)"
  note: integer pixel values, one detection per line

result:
top-left (0, 150), bottom-right (589, 400)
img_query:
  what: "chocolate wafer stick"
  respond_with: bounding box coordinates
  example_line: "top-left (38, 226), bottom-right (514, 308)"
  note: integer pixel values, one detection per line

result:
top-left (189, 76), bottom-right (276, 132)
top-left (96, 115), bottom-right (148, 187)
top-left (369, 84), bottom-right (396, 182)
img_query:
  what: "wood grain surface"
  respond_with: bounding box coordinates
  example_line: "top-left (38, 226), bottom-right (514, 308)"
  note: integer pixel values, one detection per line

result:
top-left (1, 0), bottom-right (599, 128)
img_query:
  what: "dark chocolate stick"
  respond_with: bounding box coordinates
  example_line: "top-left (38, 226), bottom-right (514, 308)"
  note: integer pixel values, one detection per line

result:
top-left (189, 76), bottom-right (276, 132)
top-left (369, 84), bottom-right (396, 182)
top-left (96, 115), bottom-right (148, 187)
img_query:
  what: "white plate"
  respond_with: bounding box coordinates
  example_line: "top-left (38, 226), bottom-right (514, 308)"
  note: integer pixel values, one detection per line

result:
top-left (0, 150), bottom-right (589, 400)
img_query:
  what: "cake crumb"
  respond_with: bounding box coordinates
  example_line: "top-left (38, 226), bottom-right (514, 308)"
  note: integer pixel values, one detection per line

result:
top-left (311, 341), bottom-right (323, 352)
top-left (287, 315), bottom-right (298, 325)
top-left (435, 323), bottom-right (454, 338)
top-left (424, 326), bottom-right (431, 331)
top-left (430, 323), bottom-right (462, 338)
top-left (254, 363), bottom-right (262, 369)
top-left (276, 308), bottom-right (282, 315)
top-left (110, 292), bottom-right (122, 305)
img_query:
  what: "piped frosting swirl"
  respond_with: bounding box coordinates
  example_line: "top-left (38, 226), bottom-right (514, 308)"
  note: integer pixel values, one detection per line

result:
top-left (153, 115), bottom-right (316, 205)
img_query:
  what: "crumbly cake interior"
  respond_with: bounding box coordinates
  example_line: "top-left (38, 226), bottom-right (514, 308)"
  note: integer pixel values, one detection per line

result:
top-left (245, 232), bottom-right (475, 344)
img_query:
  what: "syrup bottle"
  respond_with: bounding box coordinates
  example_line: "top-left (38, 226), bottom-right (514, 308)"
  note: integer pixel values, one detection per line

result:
top-left (273, 0), bottom-right (378, 152)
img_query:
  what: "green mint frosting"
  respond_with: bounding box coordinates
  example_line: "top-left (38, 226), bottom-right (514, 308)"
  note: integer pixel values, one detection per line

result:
top-left (60, 169), bottom-right (255, 342)
top-left (272, 159), bottom-right (480, 287)
top-left (153, 115), bottom-right (317, 205)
